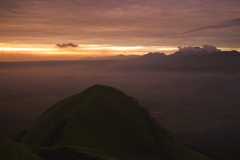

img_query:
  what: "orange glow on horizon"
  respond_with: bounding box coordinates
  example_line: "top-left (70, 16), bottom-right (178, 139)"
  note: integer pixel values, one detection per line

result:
top-left (0, 44), bottom-right (178, 56)
top-left (0, 44), bottom-right (239, 62)
top-left (1, 44), bottom-right (239, 56)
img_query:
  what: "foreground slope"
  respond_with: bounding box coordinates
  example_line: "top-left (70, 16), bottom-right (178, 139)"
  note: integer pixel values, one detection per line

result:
top-left (0, 141), bottom-right (42, 160)
top-left (21, 85), bottom-right (210, 160)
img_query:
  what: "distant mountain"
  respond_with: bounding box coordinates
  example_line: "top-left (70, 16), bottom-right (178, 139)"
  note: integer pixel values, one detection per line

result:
top-left (1, 49), bottom-right (239, 73)
top-left (137, 52), bottom-right (167, 61)
top-left (82, 54), bottom-right (139, 60)
top-left (20, 85), bottom-right (210, 160)
top-left (133, 50), bottom-right (240, 73)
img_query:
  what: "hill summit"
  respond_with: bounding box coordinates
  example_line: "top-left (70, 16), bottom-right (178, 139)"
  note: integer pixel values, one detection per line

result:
top-left (20, 85), bottom-right (210, 160)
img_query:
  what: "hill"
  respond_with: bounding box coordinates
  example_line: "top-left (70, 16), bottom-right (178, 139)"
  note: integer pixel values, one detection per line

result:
top-left (20, 85), bottom-right (211, 160)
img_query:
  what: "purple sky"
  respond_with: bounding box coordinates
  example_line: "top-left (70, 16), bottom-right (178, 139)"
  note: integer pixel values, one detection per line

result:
top-left (0, 0), bottom-right (240, 52)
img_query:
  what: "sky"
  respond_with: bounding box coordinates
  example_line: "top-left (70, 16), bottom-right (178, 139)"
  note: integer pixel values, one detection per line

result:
top-left (0, 0), bottom-right (240, 59)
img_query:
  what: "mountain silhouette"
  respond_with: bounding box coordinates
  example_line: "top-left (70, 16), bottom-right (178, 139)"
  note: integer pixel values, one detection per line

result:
top-left (131, 50), bottom-right (240, 73)
top-left (20, 85), bottom-right (210, 160)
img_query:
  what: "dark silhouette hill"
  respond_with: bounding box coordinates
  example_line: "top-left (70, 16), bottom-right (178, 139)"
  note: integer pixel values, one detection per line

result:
top-left (20, 85), bottom-right (210, 160)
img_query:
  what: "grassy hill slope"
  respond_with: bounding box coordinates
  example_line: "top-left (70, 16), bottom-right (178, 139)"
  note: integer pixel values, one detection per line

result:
top-left (0, 141), bottom-right (42, 160)
top-left (21, 85), bottom-right (210, 160)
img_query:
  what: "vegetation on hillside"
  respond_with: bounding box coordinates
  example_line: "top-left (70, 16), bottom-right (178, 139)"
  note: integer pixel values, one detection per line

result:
top-left (19, 85), bottom-right (211, 160)
top-left (0, 141), bottom-right (42, 160)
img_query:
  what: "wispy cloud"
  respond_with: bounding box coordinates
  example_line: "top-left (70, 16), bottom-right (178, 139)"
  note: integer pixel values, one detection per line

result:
top-left (182, 17), bottom-right (240, 35)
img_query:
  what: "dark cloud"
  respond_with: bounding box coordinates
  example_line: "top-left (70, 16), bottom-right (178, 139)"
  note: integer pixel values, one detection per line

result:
top-left (55, 43), bottom-right (79, 48)
top-left (182, 17), bottom-right (240, 35)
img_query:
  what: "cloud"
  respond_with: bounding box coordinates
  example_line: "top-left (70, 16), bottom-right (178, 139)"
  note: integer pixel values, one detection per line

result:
top-left (55, 43), bottom-right (79, 48)
top-left (1, 0), bottom-right (240, 49)
top-left (177, 45), bottom-right (221, 54)
top-left (182, 17), bottom-right (240, 35)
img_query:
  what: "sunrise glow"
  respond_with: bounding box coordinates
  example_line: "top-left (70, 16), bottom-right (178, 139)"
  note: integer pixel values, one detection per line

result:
top-left (0, 44), bottom-right (178, 55)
